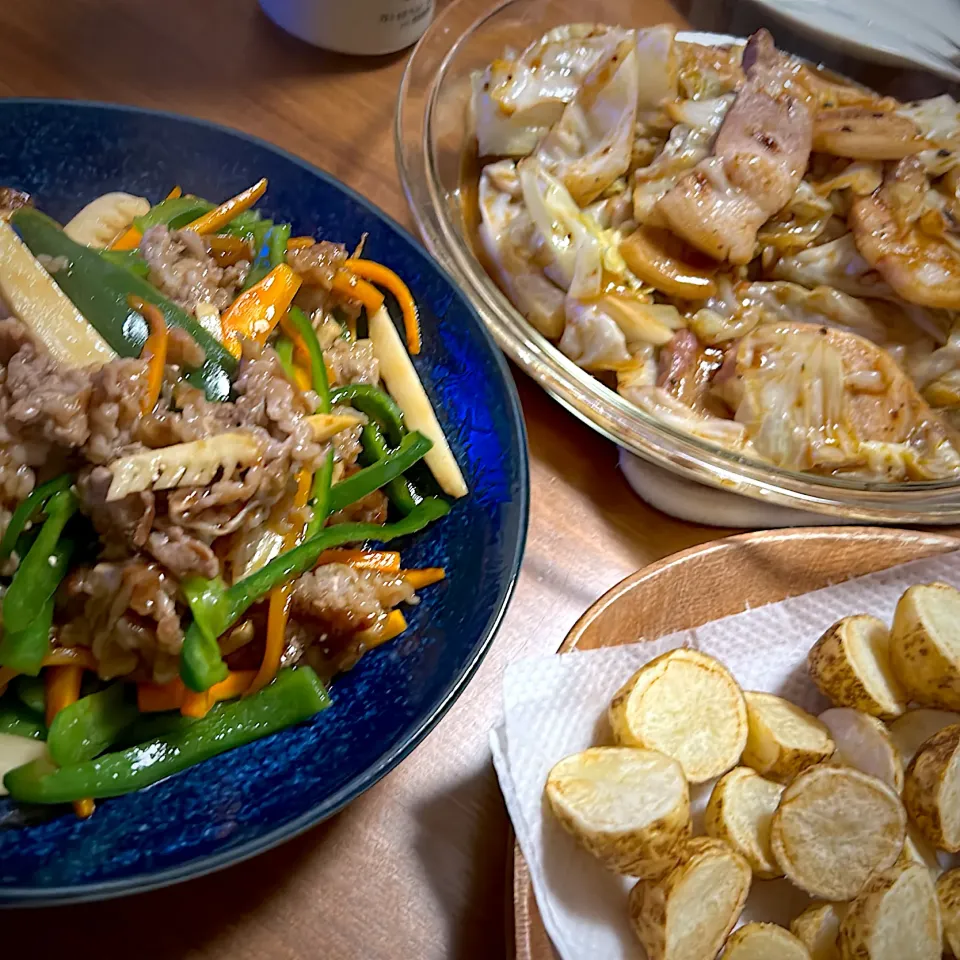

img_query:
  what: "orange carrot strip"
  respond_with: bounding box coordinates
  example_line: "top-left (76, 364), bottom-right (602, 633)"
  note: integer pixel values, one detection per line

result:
top-left (220, 264), bottom-right (301, 359)
top-left (138, 677), bottom-right (186, 713)
top-left (109, 185), bottom-right (181, 250)
top-left (127, 295), bottom-right (168, 413)
top-left (343, 258), bottom-right (421, 354)
top-left (180, 670), bottom-right (256, 719)
top-left (315, 549), bottom-right (401, 573)
top-left (355, 610), bottom-right (408, 650)
top-left (248, 470), bottom-right (313, 696)
top-left (286, 236), bottom-right (315, 251)
top-left (330, 269), bottom-right (384, 317)
top-left (183, 178), bottom-right (268, 236)
top-left (0, 666), bottom-right (17, 696)
top-left (45, 665), bottom-right (83, 728)
top-left (108, 229), bottom-right (142, 252)
top-left (401, 567), bottom-right (446, 590)
top-left (45, 665), bottom-right (93, 817)
top-left (277, 312), bottom-right (313, 389)
top-left (42, 647), bottom-right (98, 670)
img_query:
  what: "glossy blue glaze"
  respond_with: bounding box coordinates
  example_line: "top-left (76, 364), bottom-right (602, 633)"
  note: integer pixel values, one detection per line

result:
top-left (0, 100), bottom-right (528, 904)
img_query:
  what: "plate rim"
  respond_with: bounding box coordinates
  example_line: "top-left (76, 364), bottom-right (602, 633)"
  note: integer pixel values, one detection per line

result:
top-left (509, 525), bottom-right (960, 960)
top-left (0, 97), bottom-right (531, 906)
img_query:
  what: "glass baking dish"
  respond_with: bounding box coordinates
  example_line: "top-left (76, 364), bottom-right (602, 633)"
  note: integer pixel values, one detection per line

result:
top-left (396, 0), bottom-right (960, 522)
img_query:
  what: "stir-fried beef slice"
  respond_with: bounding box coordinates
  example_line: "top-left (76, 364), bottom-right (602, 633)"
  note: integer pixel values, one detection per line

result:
top-left (60, 559), bottom-right (184, 683)
top-left (291, 563), bottom-right (415, 636)
top-left (140, 225), bottom-right (249, 315)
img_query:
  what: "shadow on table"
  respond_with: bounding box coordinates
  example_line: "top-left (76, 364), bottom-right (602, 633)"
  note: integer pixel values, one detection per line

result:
top-left (414, 764), bottom-right (512, 960)
top-left (0, 812), bottom-right (345, 959)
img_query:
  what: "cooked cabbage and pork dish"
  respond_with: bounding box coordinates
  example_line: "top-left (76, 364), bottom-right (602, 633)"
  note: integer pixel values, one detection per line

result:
top-left (473, 25), bottom-right (960, 481)
top-left (0, 180), bottom-right (466, 815)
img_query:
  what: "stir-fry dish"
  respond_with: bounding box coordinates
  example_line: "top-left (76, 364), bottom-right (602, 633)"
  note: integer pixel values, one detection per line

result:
top-left (472, 25), bottom-right (960, 481)
top-left (0, 180), bottom-right (467, 815)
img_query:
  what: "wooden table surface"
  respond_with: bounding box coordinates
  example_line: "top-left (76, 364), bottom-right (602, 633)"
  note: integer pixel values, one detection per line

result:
top-left (0, 1), bottom-right (725, 956)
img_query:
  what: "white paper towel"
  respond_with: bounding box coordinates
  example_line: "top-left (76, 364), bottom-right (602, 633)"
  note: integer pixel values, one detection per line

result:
top-left (492, 549), bottom-right (960, 960)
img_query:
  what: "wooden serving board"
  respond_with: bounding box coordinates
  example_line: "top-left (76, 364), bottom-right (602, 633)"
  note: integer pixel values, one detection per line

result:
top-left (511, 526), bottom-right (959, 960)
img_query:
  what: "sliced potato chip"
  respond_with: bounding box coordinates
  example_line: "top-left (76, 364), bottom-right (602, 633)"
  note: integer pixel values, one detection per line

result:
top-left (790, 902), bottom-right (842, 960)
top-left (809, 614), bottom-right (906, 719)
top-left (771, 765), bottom-right (906, 900)
top-left (721, 922), bottom-right (811, 959)
top-left (630, 837), bottom-right (751, 960)
top-left (898, 823), bottom-right (943, 878)
top-left (545, 746), bottom-right (691, 878)
top-left (903, 723), bottom-right (960, 852)
top-left (890, 708), bottom-right (960, 765)
top-left (819, 707), bottom-right (903, 792)
top-left (891, 583), bottom-right (960, 710)
top-left (838, 861), bottom-right (941, 960)
top-left (936, 867), bottom-right (960, 957)
top-left (742, 691), bottom-right (834, 781)
top-left (704, 766), bottom-right (784, 879)
top-left (609, 649), bottom-right (747, 783)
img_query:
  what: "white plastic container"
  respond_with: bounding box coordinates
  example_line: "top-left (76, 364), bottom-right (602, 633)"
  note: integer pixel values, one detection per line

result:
top-left (259, 0), bottom-right (434, 55)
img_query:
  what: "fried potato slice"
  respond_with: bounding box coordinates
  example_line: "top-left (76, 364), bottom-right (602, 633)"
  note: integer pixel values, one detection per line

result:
top-left (771, 765), bottom-right (906, 900)
top-left (545, 746), bottom-right (691, 878)
top-left (705, 766), bottom-right (784, 879)
top-left (819, 708), bottom-right (903, 792)
top-left (742, 691), bottom-right (835, 781)
top-left (903, 723), bottom-right (960, 852)
top-left (808, 615), bottom-right (906, 719)
top-left (890, 708), bottom-right (960, 765)
top-left (838, 861), bottom-right (941, 960)
top-left (898, 823), bottom-right (943, 878)
top-left (891, 583), bottom-right (960, 709)
top-left (609, 649), bottom-right (748, 783)
top-left (722, 922), bottom-right (811, 959)
top-left (936, 867), bottom-right (960, 957)
top-left (790, 902), bottom-right (842, 960)
top-left (629, 837), bottom-right (751, 960)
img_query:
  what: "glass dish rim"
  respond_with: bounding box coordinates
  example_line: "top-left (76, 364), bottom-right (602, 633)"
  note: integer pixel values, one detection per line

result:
top-left (395, 0), bottom-right (960, 523)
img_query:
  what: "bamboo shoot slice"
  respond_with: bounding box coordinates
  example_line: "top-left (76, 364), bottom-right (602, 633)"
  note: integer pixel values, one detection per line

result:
top-left (368, 305), bottom-right (467, 498)
top-left (0, 221), bottom-right (116, 368)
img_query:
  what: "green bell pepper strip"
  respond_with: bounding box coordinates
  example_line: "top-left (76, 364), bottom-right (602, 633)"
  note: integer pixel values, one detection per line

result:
top-left (285, 305), bottom-right (334, 536)
top-left (361, 422), bottom-right (423, 516)
top-left (306, 453), bottom-right (334, 540)
top-left (220, 209), bottom-right (271, 239)
top-left (0, 698), bottom-right (46, 741)
top-left (133, 196), bottom-right (214, 232)
top-left (180, 496), bottom-right (450, 691)
top-left (0, 473), bottom-right (72, 562)
top-left (117, 710), bottom-right (197, 748)
top-left (11, 209), bottom-right (236, 402)
top-left (99, 249), bottom-right (150, 277)
top-left (243, 223), bottom-right (292, 290)
top-left (330, 383), bottom-right (404, 445)
top-left (47, 683), bottom-right (139, 766)
top-left (4, 668), bottom-right (331, 803)
top-left (286, 306), bottom-right (329, 409)
top-left (275, 337), bottom-right (298, 382)
top-left (181, 574), bottom-right (233, 647)
top-left (0, 597), bottom-right (55, 676)
top-left (327, 431), bottom-right (432, 515)
top-left (14, 676), bottom-right (45, 717)
top-left (3, 490), bottom-right (77, 634)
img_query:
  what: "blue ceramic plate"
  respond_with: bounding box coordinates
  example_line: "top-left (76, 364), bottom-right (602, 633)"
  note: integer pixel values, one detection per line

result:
top-left (0, 100), bottom-right (528, 904)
